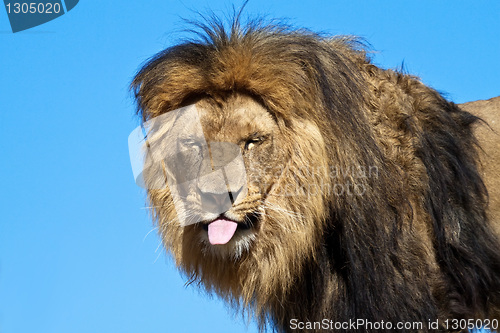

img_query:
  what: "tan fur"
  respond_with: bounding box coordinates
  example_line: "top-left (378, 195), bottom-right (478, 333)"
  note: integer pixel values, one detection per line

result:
top-left (460, 97), bottom-right (500, 237)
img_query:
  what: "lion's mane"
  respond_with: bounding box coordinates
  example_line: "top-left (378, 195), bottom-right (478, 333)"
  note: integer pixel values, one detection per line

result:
top-left (132, 17), bottom-right (500, 332)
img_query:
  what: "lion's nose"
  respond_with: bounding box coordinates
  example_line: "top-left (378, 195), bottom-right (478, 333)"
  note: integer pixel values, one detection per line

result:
top-left (201, 190), bottom-right (233, 209)
top-left (197, 180), bottom-right (245, 212)
top-left (195, 141), bottom-right (247, 213)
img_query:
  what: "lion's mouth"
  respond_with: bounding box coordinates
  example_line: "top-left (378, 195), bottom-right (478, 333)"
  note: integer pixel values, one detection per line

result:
top-left (201, 214), bottom-right (257, 245)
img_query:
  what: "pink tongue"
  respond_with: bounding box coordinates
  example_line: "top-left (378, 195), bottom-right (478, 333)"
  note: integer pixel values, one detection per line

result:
top-left (207, 219), bottom-right (238, 245)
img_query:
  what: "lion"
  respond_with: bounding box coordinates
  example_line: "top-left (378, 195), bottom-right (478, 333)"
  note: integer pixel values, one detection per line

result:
top-left (130, 17), bottom-right (500, 332)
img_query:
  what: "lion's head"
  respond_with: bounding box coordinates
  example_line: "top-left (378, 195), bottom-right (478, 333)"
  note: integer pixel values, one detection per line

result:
top-left (131, 17), bottom-right (500, 332)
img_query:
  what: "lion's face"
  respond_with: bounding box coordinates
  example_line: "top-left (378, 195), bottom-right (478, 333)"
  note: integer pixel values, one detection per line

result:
top-left (191, 94), bottom-right (286, 258)
top-left (147, 93), bottom-right (329, 299)
top-left (148, 94), bottom-right (290, 259)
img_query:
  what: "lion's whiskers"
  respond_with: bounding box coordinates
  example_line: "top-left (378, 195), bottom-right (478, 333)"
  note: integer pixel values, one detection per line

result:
top-left (262, 201), bottom-right (305, 219)
top-left (143, 227), bottom-right (159, 242)
top-left (259, 201), bottom-right (308, 234)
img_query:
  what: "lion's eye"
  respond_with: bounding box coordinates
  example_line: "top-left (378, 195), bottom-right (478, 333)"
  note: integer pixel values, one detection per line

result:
top-left (244, 138), bottom-right (262, 151)
top-left (181, 139), bottom-right (203, 154)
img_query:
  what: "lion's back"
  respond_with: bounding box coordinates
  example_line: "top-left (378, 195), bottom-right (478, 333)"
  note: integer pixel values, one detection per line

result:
top-left (460, 96), bottom-right (500, 236)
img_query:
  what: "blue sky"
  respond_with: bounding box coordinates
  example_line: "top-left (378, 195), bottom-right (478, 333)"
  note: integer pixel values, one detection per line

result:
top-left (0, 1), bottom-right (499, 333)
